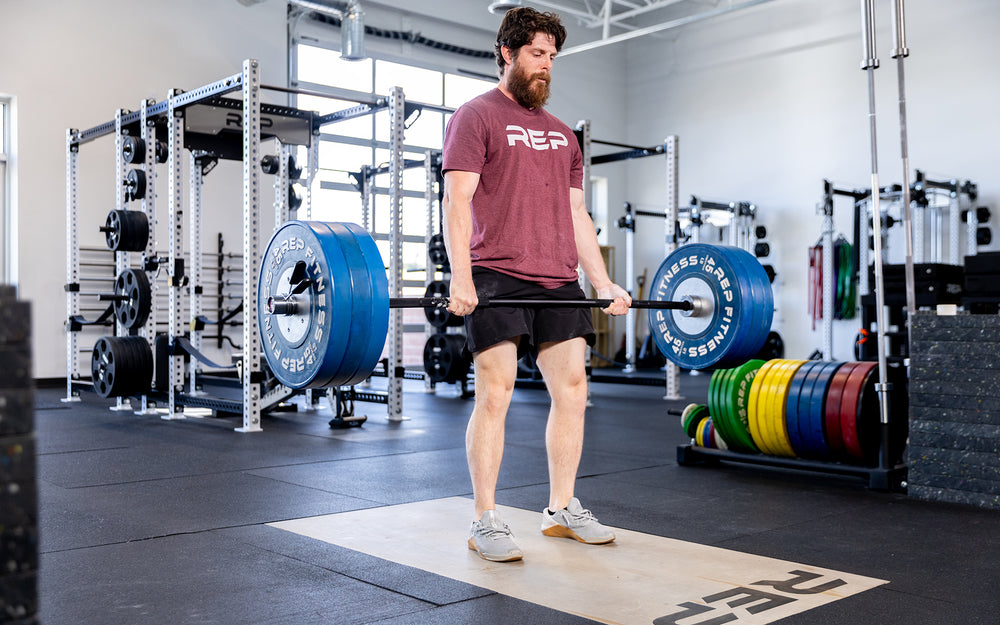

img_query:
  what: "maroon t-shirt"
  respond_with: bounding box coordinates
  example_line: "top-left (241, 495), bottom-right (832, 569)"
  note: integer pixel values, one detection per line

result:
top-left (442, 88), bottom-right (583, 288)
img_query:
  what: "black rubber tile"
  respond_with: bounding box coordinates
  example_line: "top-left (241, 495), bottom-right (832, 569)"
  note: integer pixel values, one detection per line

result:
top-left (37, 530), bottom-right (431, 625)
top-left (37, 428), bottom-right (395, 488)
top-left (367, 592), bottom-right (601, 625)
top-left (246, 446), bottom-right (470, 504)
top-left (226, 523), bottom-right (493, 606)
top-left (38, 471), bottom-right (376, 552)
top-left (712, 497), bottom-right (1000, 615)
top-left (247, 438), bottom-right (660, 507)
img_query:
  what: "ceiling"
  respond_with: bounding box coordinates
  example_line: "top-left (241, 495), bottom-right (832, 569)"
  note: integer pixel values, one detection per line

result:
top-left (496, 0), bottom-right (780, 55)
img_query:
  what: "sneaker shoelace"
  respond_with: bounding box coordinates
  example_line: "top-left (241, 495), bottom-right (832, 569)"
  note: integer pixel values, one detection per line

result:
top-left (477, 522), bottom-right (515, 541)
top-left (564, 506), bottom-right (597, 527)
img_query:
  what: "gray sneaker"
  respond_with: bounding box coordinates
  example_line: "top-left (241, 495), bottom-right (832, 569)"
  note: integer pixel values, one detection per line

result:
top-left (541, 497), bottom-right (616, 544)
top-left (468, 510), bottom-right (524, 562)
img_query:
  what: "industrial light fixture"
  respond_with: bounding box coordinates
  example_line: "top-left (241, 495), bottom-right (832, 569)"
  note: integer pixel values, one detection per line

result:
top-left (288, 0), bottom-right (366, 60)
top-left (340, 0), bottom-right (366, 61)
top-left (488, 0), bottom-right (523, 15)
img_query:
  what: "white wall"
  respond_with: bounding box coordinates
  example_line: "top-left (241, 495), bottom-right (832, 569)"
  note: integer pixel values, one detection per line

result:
top-left (621, 0), bottom-right (1000, 361)
top-left (0, 0), bottom-right (287, 378)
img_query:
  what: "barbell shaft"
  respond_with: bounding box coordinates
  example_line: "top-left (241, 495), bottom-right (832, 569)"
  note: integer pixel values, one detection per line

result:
top-left (390, 297), bottom-right (693, 311)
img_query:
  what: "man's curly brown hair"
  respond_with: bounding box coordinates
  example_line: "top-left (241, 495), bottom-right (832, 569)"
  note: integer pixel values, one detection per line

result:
top-left (494, 7), bottom-right (567, 76)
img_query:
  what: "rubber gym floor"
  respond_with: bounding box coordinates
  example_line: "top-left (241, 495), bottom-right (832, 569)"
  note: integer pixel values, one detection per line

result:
top-left (31, 374), bottom-right (998, 625)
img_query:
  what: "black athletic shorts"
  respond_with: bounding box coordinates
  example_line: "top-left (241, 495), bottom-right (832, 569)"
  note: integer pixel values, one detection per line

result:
top-left (464, 267), bottom-right (596, 358)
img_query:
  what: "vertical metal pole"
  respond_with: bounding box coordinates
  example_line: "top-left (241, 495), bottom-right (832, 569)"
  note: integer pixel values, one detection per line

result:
top-left (275, 142), bottom-right (290, 230)
top-left (188, 153), bottom-right (204, 397)
top-left (890, 0), bottom-right (916, 354)
top-left (860, 0), bottom-right (894, 471)
top-left (138, 99), bottom-right (159, 413)
top-left (822, 207), bottom-right (834, 360)
top-left (304, 137), bottom-right (319, 408)
top-left (948, 188), bottom-right (960, 266)
top-left (965, 189), bottom-right (977, 257)
top-left (664, 135), bottom-right (681, 401)
top-left (623, 203), bottom-right (636, 373)
top-left (577, 119), bottom-right (594, 403)
top-left (387, 86), bottom-right (405, 422)
top-left (859, 199), bottom-right (871, 296)
top-left (165, 91), bottom-right (185, 420)
top-left (113, 109), bottom-right (130, 413)
top-left (306, 129), bottom-right (319, 221)
top-left (424, 150), bottom-right (435, 393)
top-left (63, 129), bottom-right (81, 403)
top-left (361, 166), bottom-right (371, 232)
top-left (238, 59), bottom-right (264, 432)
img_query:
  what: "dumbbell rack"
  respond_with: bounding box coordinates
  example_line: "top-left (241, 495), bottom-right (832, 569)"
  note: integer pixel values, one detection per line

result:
top-left (65, 60), bottom-right (414, 431)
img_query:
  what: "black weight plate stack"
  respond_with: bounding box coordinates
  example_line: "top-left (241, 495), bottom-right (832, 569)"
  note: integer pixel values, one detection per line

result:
top-left (423, 333), bottom-right (471, 384)
top-left (91, 336), bottom-right (154, 398)
top-left (104, 209), bottom-right (149, 252)
top-left (423, 281), bottom-right (463, 329)
top-left (0, 285), bottom-right (39, 624)
top-left (870, 262), bottom-right (964, 306)
top-left (113, 268), bottom-right (152, 329)
top-left (962, 251), bottom-right (1000, 313)
top-left (124, 168), bottom-right (146, 202)
top-left (122, 135), bottom-right (146, 164)
top-left (428, 233), bottom-right (449, 268)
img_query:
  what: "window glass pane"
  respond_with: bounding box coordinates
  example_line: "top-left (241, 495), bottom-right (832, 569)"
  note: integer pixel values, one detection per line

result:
top-left (297, 94), bottom-right (374, 139)
top-left (311, 188), bottom-right (363, 225)
top-left (402, 196), bottom-right (430, 237)
top-left (318, 141), bottom-right (371, 176)
top-left (402, 109), bottom-right (443, 150)
top-left (297, 44), bottom-right (372, 92)
top-left (402, 165), bottom-right (429, 193)
top-left (375, 60), bottom-right (442, 104)
top-left (444, 74), bottom-right (495, 108)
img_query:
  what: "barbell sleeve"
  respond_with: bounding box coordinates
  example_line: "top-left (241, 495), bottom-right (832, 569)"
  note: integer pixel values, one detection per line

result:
top-left (388, 297), bottom-right (694, 311)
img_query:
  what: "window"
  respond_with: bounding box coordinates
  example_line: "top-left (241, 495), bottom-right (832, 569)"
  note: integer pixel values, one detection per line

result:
top-left (292, 42), bottom-right (494, 364)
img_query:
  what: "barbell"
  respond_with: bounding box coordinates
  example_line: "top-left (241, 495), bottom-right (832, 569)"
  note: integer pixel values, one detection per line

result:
top-left (258, 221), bottom-right (774, 390)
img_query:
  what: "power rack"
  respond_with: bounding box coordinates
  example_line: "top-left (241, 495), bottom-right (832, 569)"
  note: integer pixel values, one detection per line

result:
top-left (65, 60), bottom-right (416, 431)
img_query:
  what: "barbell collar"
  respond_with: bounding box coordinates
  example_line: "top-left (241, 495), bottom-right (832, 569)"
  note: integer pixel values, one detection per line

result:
top-left (267, 297), bottom-right (299, 316)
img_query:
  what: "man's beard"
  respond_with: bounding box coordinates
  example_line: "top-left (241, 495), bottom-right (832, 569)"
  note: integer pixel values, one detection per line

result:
top-left (507, 59), bottom-right (551, 109)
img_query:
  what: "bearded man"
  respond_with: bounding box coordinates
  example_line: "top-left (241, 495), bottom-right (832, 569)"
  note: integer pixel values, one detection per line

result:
top-left (441, 7), bottom-right (631, 562)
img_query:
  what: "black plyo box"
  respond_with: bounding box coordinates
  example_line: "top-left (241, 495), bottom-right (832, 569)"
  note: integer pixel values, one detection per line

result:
top-left (907, 445), bottom-right (1000, 481)
top-left (0, 301), bottom-right (29, 346)
top-left (908, 484), bottom-right (1000, 508)
top-left (0, 390), bottom-right (33, 436)
top-left (964, 252), bottom-right (1000, 274)
top-left (963, 274), bottom-right (1000, 294)
top-left (0, 347), bottom-right (31, 390)
top-left (0, 435), bottom-right (37, 525)
top-left (909, 312), bottom-right (1000, 508)
top-left (909, 421), bottom-right (1000, 453)
top-left (0, 524), bottom-right (39, 575)
top-left (0, 571), bottom-right (38, 621)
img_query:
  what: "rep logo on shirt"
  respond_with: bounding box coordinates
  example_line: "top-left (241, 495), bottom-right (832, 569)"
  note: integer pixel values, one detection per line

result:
top-left (506, 125), bottom-right (569, 151)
